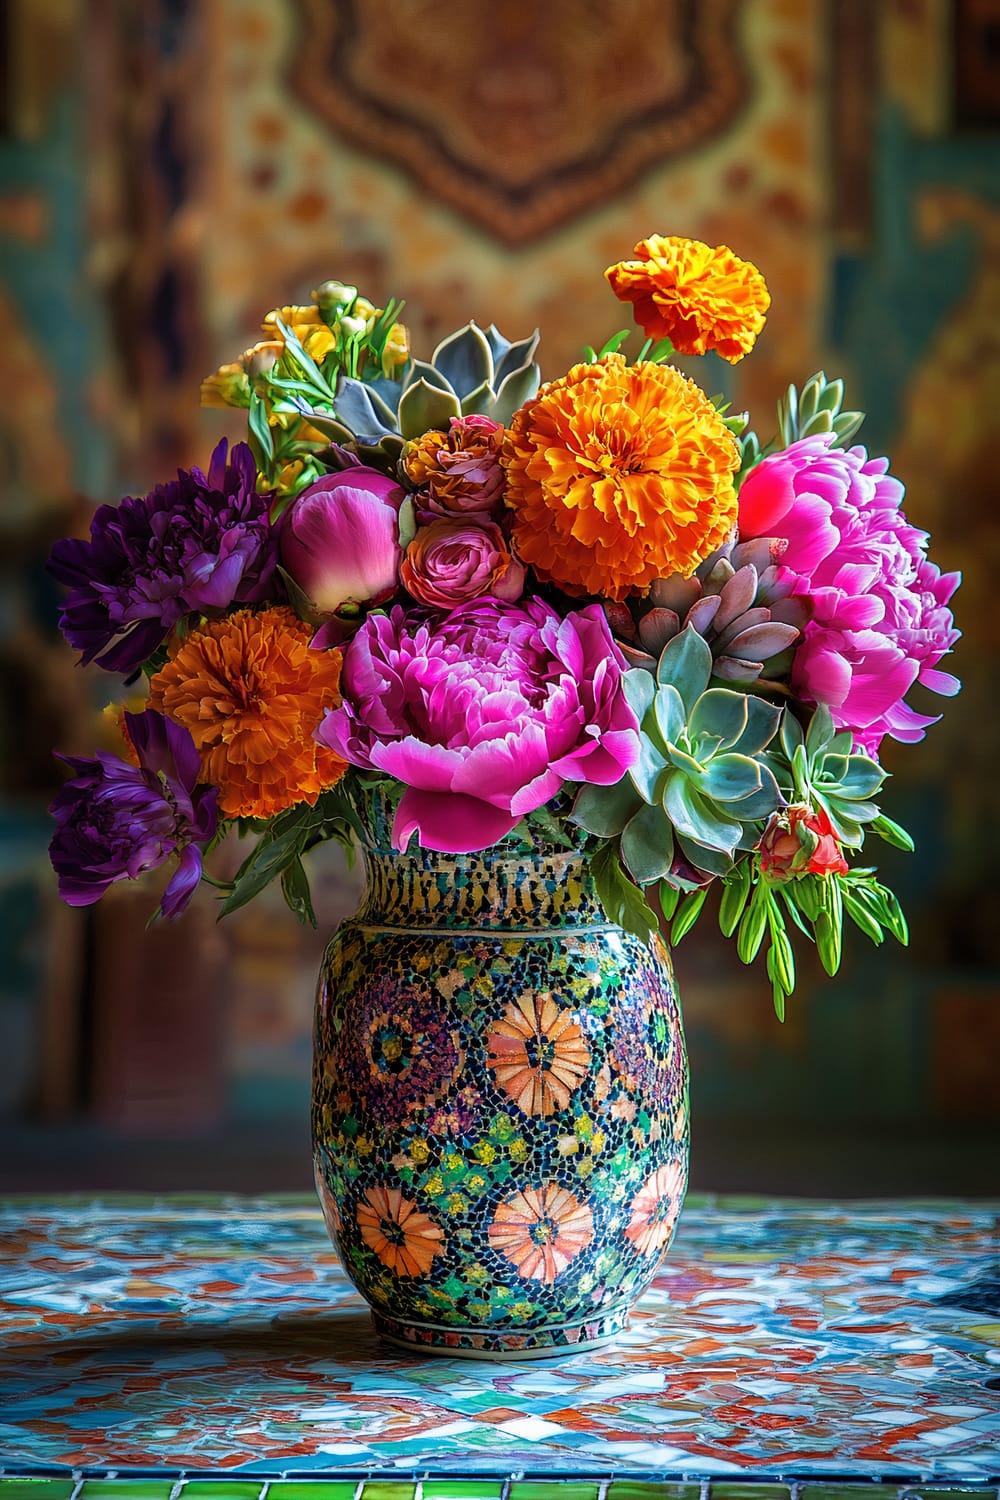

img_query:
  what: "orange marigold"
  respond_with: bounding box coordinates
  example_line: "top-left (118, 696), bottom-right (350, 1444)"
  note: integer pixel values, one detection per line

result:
top-left (502, 354), bottom-right (739, 600)
top-left (147, 606), bottom-right (347, 821)
top-left (606, 235), bottom-right (770, 363)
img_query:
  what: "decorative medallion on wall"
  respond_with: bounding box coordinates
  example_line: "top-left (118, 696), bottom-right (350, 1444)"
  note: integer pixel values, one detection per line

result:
top-left (290, 0), bottom-right (749, 244)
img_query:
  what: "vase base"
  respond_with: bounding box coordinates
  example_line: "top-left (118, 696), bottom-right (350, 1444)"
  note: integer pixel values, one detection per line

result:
top-left (371, 1302), bottom-right (630, 1360)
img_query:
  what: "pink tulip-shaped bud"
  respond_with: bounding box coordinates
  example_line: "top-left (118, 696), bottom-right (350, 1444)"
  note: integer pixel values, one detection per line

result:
top-left (279, 468), bottom-right (408, 616)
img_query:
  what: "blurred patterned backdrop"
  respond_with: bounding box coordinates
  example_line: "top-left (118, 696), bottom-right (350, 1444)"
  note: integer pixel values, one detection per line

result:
top-left (1, 0), bottom-right (998, 1192)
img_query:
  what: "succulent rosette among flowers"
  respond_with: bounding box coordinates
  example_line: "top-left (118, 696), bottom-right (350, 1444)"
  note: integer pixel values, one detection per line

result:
top-left (48, 236), bottom-right (960, 1017)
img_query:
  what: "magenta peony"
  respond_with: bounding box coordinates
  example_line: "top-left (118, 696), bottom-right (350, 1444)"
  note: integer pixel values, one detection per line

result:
top-left (316, 598), bottom-right (640, 853)
top-left (400, 518), bottom-right (525, 608)
top-left (279, 466), bottom-right (408, 616)
top-left (738, 436), bottom-right (960, 755)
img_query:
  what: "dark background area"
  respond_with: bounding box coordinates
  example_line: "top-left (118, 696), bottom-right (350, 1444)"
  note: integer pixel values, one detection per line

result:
top-left (1, 0), bottom-right (998, 1198)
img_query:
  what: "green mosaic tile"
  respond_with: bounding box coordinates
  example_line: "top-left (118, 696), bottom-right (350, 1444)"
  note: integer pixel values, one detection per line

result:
top-left (0, 1484), bottom-right (76, 1500)
top-left (607, 1487), bottom-right (703, 1500)
top-left (266, 1485), bottom-right (360, 1500)
top-left (509, 1486), bottom-right (601, 1500)
top-left (420, 1484), bottom-right (506, 1500)
top-left (711, 1488), bottom-right (791, 1500)
top-left (79, 1485), bottom-right (175, 1500)
top-left (607, 1487), bottom-right (702, 1500)
top-left (353, 1486), bottom-right (417, 1500)
top-left (180, 1486), bottom-right (268, 1500)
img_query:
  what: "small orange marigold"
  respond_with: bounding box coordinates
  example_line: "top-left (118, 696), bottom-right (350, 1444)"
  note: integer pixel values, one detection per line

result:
top-left (147, 606), bottom-right (347, 821)
top-left (606, 234), bottom-right (770, 363)
top-left (502, 355), bottom-right (739, 601)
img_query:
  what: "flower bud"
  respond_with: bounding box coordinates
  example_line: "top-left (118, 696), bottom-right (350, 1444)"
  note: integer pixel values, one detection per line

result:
top-left (279, 467), bottom-right (406, 617)
top-left (758, 804), bottom-right (848, 879)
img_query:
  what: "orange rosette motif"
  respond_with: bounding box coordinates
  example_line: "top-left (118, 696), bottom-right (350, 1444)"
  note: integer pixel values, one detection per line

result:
top-left (488, 1183), bottom-right (593, 1282)
top-left (486, 992), bottom-right (590, 1117)
top-left (624, 1159), bottom-right (687, 1257)
top-left (147, 605), bottom-right (347, 820)
top-left (356, 1185), bottom-right (445, 1278)
top-left (503, 354), bottom-right (739, 600)
top-left (606, 234), bottom-right (770, 363)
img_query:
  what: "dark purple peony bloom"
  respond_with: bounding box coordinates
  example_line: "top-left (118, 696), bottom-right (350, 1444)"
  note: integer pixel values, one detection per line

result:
top-left (48, 440), bottom-right (280, 675)
top-left (49, 709), bottom-right (218, 918)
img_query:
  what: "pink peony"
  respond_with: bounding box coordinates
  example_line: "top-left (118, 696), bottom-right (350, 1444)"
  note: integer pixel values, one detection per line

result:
top-left (279, 467), bottom-right (407, 616)
top-left (316, 598), bottom-right (640, 853)
top-left (400, 518), bottom-right (525, 608)
top-left (738, 436), bottom-right (960, 755)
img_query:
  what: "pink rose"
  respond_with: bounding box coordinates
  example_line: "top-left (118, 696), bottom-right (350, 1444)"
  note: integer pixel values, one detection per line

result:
top-left (400, 519), bottom-right (525, 608)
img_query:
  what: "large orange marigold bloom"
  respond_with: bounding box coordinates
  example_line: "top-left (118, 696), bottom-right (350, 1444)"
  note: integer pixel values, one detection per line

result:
top-left (487, 992), bottom-right (590, 1117)
top-left (357, 1185), bottom-right (445, 1278)
top-left (606, 235), bottom-right (770, 363)
top-left (503, 355), bottom-right (739, 600)
top-left (489, 1183), bottom-right (593, 1283)
top-left (147, 606), bottom-right (347, 821)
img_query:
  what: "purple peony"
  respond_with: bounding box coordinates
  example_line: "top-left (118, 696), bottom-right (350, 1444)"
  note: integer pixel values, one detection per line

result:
top-left (48, 440), bottom-right (279, 675)
top-left (316, 597), bottom-right (641, 853)
top-left (738, 435), bottom-right (960, 755)
top-left (49, 710), bottom-right (218, 917)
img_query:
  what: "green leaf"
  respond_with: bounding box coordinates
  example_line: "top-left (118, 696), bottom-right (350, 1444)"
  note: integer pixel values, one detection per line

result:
top-left (659, 883), bottom-right (681, 922)
top-left (248, 391), bottom-right (274, 462)
top-left (766, 907), bottom-right (796, 993)
top-left (870, 814), bottom-right (915, 852)
top-left (655, 626), bottom-right (712, 712)
top-left (591, 843), bottom-right (658, 944)
top-left (718, 860), bottom-right (751, 937)
top-left (830, 755), bottom-right (886, 800)
top-left (688, 688), bottom-right (748, 749)
top-left (841, 885), bottom-right (885, 945)
top-left (620, 801), bottom-right (675, 885)
top-left (779, 711), bottom-right (803, 762)
top-left (431, 322), bottom-right (494, 394)
top-left (731, 695), bottom-right (783, 757)
top-left (598, 329), bottom-right (631, 358)
top-left (281, 855), bottom-right (318, 928)
top-left (805, 703), bottom-right (835, 758)
top-left (571, 777), bottom-right (641, 838)
top-left (397, 377), bottom-right (462, 439)
top-left (815, 877), bottom-right (843, 976)
top-left (671, 888), bottom-right (707, 944)
top-left (662, 778), bottom-right (742, 853)
top-left (624, 668), bottom-right (657, 724)
top-left (630, 736), bottom-right (670, 805)
top-left (676, 833), bottom-right (733, 879)
top-left (736, 878), bottom-right (769, 964)
top-left (699, 752), bottom-right (764, 803)
top-left (492, 360), bottom-right (542, 426)
top-left (653, 682), bottom-right (687, 746)
top-left (766, 947), bottom-right (787, 1022)
top-left (775, 882), bottom-right (815, 938)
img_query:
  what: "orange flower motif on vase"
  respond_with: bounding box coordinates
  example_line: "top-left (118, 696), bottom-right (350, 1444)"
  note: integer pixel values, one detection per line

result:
top-left (356, 1185), bottom-right (445, 1278)
top-left (489, 1183), bottom-right (594, 1282)
top-left (625, 1158), bottom-right (687, 1257)
top-left (486, 991), bottom-right (591, 1117)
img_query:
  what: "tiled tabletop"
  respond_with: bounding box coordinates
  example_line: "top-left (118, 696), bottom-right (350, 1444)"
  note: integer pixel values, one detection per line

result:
top-left (0, 1196), bottom-right (998, 1496)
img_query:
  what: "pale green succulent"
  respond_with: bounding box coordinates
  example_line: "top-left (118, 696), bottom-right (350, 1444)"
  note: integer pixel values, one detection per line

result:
top-left (765, 704), bottom-right (887, 847)
top-left (572, 627), bottom-right (785, 887)
top-left (739, 370), bottom-right (865, 476)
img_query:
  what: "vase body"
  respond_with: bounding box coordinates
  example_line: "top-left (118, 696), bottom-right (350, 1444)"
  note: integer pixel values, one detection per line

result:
top-left (312, 788), bottom-right (689, 1358)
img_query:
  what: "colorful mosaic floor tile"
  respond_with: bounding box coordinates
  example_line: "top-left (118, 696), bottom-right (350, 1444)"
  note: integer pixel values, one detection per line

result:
top-left (0, 1197), bottom-right (998, 1482)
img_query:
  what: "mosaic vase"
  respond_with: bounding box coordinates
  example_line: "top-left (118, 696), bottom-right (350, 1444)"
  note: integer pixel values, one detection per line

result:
top-left (311, 786), bottom-right (689, 1359)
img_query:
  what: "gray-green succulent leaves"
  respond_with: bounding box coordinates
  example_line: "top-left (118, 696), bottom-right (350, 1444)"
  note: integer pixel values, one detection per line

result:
top-left (572, 625), bottom-right (785, 891)
top-left (271, 317), bottom-right (541, 463)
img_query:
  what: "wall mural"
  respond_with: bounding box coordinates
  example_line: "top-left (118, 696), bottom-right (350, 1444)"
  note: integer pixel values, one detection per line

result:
top-left (289, 0), bottom-right (749, 243)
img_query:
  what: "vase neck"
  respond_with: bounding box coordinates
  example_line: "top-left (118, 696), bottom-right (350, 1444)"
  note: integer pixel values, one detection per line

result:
top-left (356, 844), bottom-right (610, 930)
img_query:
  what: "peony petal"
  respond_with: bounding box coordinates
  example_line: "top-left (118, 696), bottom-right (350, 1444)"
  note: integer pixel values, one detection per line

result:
top-left (393, 789), bottom-right (521, 853)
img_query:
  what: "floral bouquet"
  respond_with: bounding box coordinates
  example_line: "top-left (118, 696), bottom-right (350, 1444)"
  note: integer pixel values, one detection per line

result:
top-left (48, 235), bottom-right (960, 1017)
